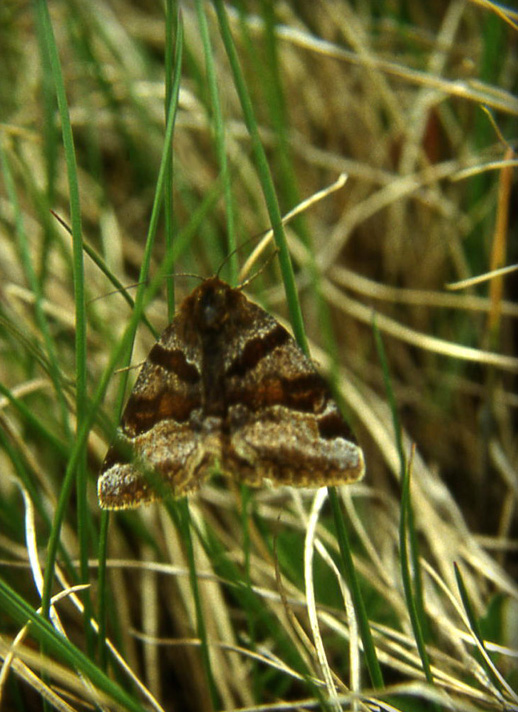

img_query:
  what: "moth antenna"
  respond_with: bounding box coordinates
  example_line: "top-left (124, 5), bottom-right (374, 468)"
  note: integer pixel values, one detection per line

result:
top-left (88, 282), bottom-right (144, 305)
top-left (50, 209), bottom-right (72, 235)
top-left (215, 246), bottom-right (240, 281)
top-left (215, 228), bottom-right (273, 280)
top-left (90, 273), bottom-right (205, 306)
top-left (238, 248), bottom-right (279, 291)
top-left (114, 361), bottom-right (145, 375)
top-left (168, 272), bottom-right (204, 284)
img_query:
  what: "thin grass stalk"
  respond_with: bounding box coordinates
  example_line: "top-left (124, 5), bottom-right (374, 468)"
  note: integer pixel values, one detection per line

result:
top-left (33, 4), bottom-right (95, 667)
top-left (454, 564), bottom-right (517, 704)
top-left (327, 487), bottom-right (384, 690)
top-left (0, 133), bottom-right (71, 442)
top-left (400, 451), bottom-right (435, 688)
top-left (194, 0), bottom-right (238, 285)
top-left (96, 511), bottom-right (109, 673)
top-left (49, 214), bottom-right (158, 339)
top-left (43, 135), bottom-right (194, 638)
top-left (212, 0), bottom-right (309, 354)
top-left (178, 499), bottom-right (219, 710)
top-left (164, 1), bottom-right (180, 318)
top-left (0, 577), bottom-right (147, 712)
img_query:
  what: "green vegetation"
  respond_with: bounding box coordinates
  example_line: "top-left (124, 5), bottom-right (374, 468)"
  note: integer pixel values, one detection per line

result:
top-left (0, 1), bottom-right (516, 710)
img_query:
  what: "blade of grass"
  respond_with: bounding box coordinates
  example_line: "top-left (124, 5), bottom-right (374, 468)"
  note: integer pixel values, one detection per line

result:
top-left (33, 0), bottom-right (58, 284)
top-left (137, 176), bottom-right (226, 308)
top-left (164, 2), bottom-right (182, 318)
top-left (0, 133), bottom-right (71, 442)
top-left (112, 13), bottom-right (184, 416)
top-left (258, 1), bottom-right (306, 230)
top-left (454, 563), bottom-right (518, 704)
top-left (166, 499), bottom-right (219, 711)
top-left (0, 576), bottom-right (148, 712)
top-left (50, 211), bottom-right (158, 340)
top-left (253, 5), bottom-right (351, 443)
top-left (43, 9), bottom-right (186, 624)
top-left (33, 0), bottom-right (94, 662)
top-left (212, 0), bottom-right (308, 354)
top-left (487, 145), bottom-right (512, 343)
top-left (327, 487), bottom-right (384, 689)
top-left (194, 0), bottom-right (238, 285)
top-left (96, 511), bottom-right (109, 673)
top-left (94, 45), bottom-right (184, 672)
top-left (95, 15), bottom-right (217, 698)
top-left (374, 317), bottom-right (435, 692)
top-left (205, 6), bottom-right (384, 693)
top-left (400, 448), bottom-right (435, 688)
top-left (43, 299), bottom-right (164, 641)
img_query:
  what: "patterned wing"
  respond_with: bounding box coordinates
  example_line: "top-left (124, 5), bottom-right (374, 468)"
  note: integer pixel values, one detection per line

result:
top-left (221, 297), bottom-right (365, 487)
top-left (98, 278), bottom-right (365, 509)
top-left (98, 317), bottom-right (210, 509)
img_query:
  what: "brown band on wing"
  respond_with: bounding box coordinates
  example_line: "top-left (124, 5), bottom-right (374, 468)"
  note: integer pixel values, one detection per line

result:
top-left (225, 324), bottom-right (289, 378)
top-left (282, 373), bottom-right (327, 410)
top-left (149, 344), bottom-right (200, 383)
top-left (123, 391), bottom-right (201, 436)
top-left (317, 411), bottom-right (354, 440)
top-left (227, 373), bottom-right (328, 413)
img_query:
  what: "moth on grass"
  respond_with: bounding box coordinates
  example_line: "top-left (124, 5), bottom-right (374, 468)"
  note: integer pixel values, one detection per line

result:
top-left (99, 276), bottom-right (365, 509)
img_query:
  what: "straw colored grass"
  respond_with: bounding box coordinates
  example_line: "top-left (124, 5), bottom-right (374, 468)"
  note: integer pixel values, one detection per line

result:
top-left (0, 2), bottom-right (516, 710)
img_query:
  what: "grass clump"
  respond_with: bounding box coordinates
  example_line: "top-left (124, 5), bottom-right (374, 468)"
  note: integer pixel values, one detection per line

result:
top-left (0, 2), bottom-right (516, 710)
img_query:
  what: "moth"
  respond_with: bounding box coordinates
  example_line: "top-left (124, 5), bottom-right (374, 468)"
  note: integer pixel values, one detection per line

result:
top-left (98, 277), bottom-right (365, 508)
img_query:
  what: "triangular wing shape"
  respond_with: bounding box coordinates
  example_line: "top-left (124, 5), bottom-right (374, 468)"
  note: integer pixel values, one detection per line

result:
top-left (98, 278), bottom-right (364, 509)
top-left (99, 316), bottom-right (211, 508)
top-left (218, 298), bottom-right (364, 487)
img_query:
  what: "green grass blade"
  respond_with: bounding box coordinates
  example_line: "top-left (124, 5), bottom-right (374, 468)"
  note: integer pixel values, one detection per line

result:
top-left (164, 2), bottom-right (183, 318)
top-left (212, 0), bottom-right (308, 353)
top-left (50, 212), bottom-right (158, 340)
top-left (34, 1), bottom-right (93, 657)
top-left (256, 2), bottom-right (306, 228)
top-left (327, 487), bottom-right (384, 689)
top-left (374, 315), bottom-right (434, 688)
top-left (41, 295), bottom-right (159, 636)
top-left (121, 22), bottom-right (184, 365)
top-left (400, 455), bottom-right (435, 687)
top-left (0, 576), bottom-right (148, 712)
top-left (96, 510), bottom-right (110, 672)
top-left (454, 563), bottom-right (517, 702)
top-left (0, 132), bottom-right (71, 441)
top-left (194, 0), bottom-right (238, 285)
top-left (167, 499), bottom-right (220, 711)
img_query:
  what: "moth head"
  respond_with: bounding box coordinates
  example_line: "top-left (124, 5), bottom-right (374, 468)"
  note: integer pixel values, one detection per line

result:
top-left (197, 278), bottom-right (231, 331)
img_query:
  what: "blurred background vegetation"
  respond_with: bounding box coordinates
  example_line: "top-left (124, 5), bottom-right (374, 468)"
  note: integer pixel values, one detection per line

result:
top-left (0, 1), bottom-right (516, 710)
